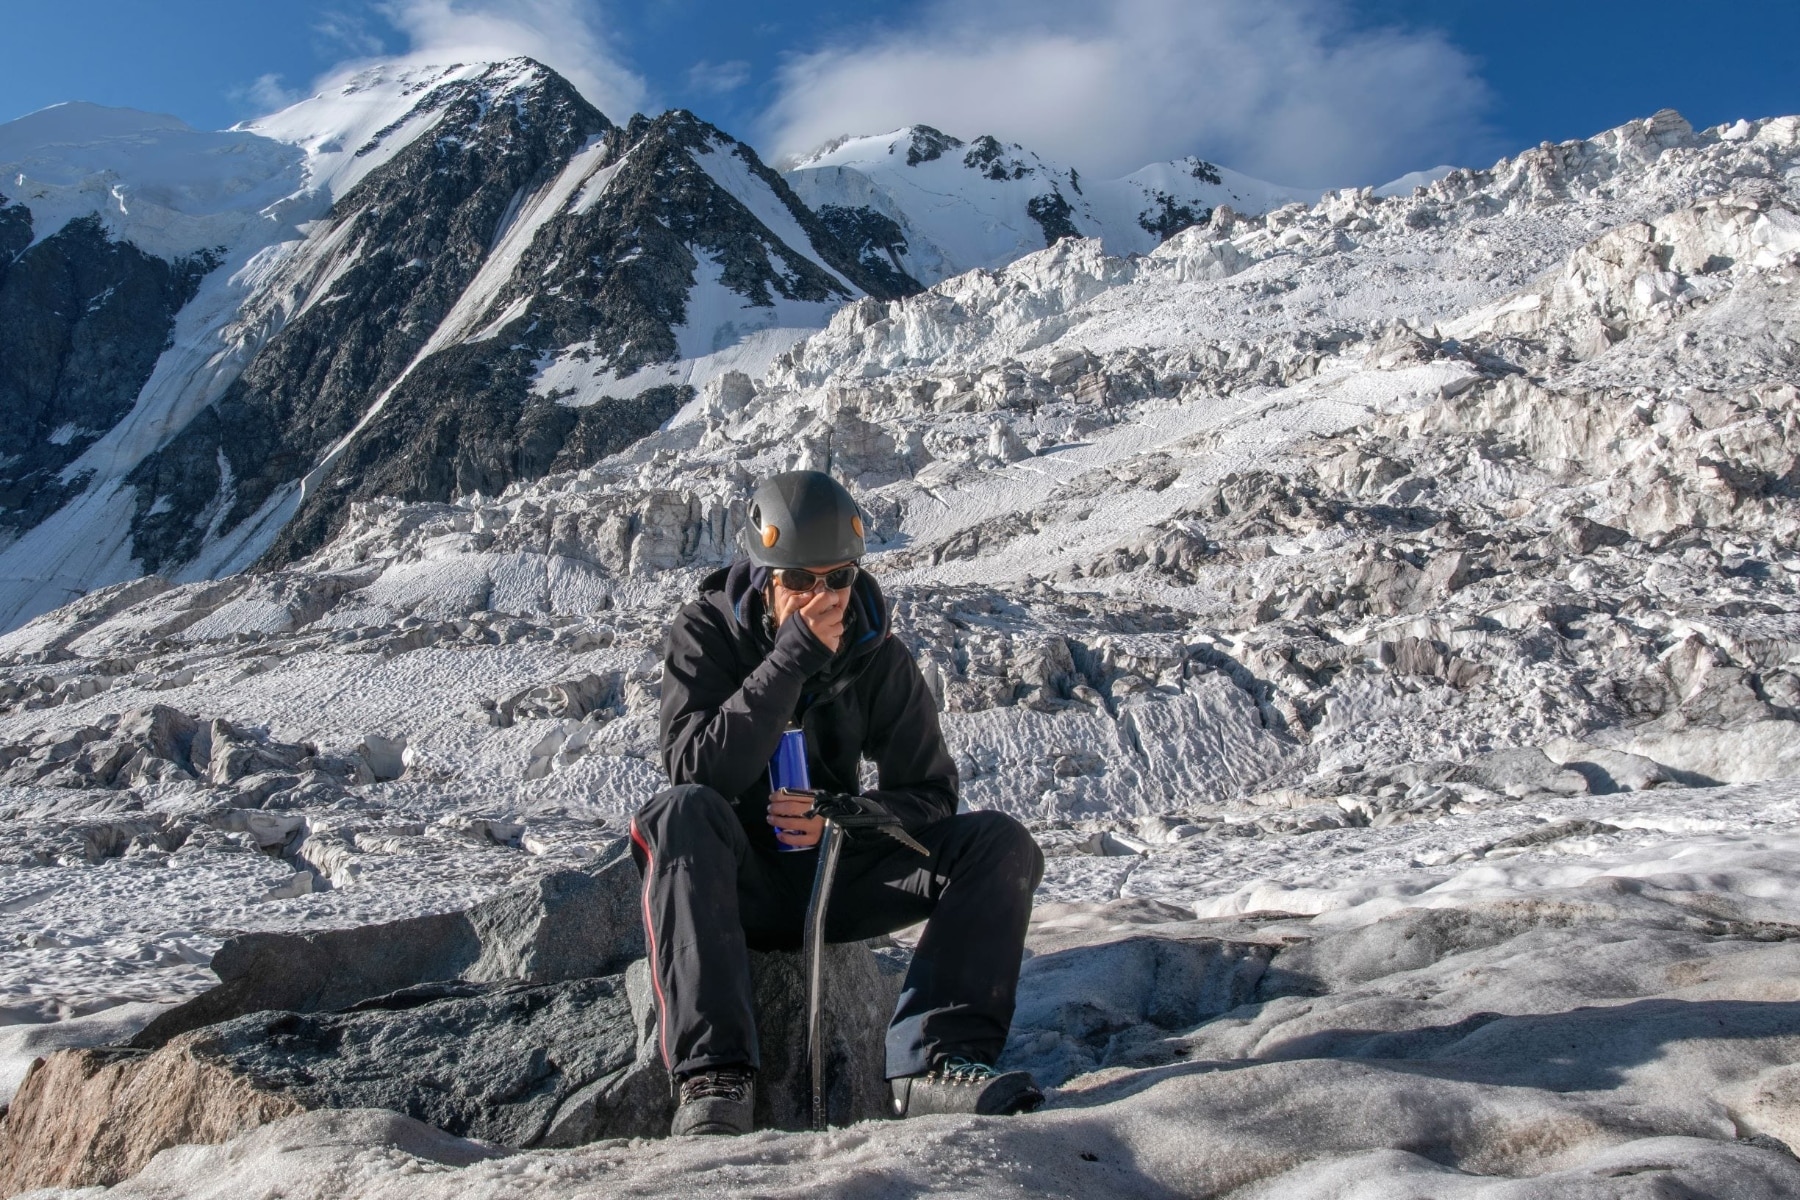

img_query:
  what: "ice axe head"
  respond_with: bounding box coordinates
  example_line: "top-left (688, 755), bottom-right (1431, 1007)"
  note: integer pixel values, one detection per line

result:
top-left (804, 791), bottom-right (930, 856)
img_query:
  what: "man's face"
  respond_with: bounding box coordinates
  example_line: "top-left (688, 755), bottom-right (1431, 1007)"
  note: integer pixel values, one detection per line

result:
top-left (766, 560), bottom-right (855, 651)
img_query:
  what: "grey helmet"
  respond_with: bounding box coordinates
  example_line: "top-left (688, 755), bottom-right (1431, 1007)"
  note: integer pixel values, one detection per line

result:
top-left (741, 470), bottom-right (866, 567)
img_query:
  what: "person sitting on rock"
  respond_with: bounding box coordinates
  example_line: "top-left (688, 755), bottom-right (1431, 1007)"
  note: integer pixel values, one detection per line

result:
top-left (629, 469), bottom-right (1046, 1136)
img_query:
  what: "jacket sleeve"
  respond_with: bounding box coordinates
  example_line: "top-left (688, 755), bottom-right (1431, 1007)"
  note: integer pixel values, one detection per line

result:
top-left (859, 639), bottom-right (960, 831)
top-left (660, 601), bottom-right (836, 801)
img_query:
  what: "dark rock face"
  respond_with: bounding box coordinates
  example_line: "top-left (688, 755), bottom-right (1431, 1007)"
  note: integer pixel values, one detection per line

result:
top-left (1028, 192), bottom-right (1081, 246)
top-left (1138, 191), bottom-right (1213, 242)
top-left (0, 209), bottom-right (216, 539)
top-left (0, 194), bottom-right (30, 260)
top-left (252, 107), bottom-right (916, 566)
top-left (127, 64), bottom-right (611, 574)
top-left (193, 976), bottom-right (640, 1147)
top-left (155, 940), bottom-right (903, 1150)
top-left (0, 939), bottom-right (904, 1191)
top-left (815, 204), bottom-right (915, 299)
top-left (449, 107), bottom-right (918, 368)
top-left (745, 945), bottom-right (904, 1130)
top-left (964, 135), bottom-right (1035, 182)
top-left (260, 360), bottom-right (688, 564)
top-left (904, 125), bottom-right (962, 167)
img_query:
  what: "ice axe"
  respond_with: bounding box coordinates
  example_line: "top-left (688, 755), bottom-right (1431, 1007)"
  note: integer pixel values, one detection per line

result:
top-left (799, 790), bottom-right (929, 1131)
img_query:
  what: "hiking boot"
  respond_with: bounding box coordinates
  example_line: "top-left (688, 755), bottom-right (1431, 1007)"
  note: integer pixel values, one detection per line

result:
top-left (889, 1057), bottom-right (1043, 1118)
top-left (671, 1066), bottom-right (756, 1136)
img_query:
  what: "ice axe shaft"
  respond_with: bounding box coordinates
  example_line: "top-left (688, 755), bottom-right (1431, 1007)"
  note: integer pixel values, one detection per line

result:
top-left (798, 791), bottom-right (928, 1131)
top-left (801, 818), bottom-right (843, 1132)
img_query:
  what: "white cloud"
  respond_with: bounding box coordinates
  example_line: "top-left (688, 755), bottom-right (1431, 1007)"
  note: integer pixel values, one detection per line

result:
top-left (314, 10), bottom-right (388, 59)
top-left (685, 60), bottom-right (752, 97)
top-left (377, 0), bottom-right (649, 121)
top-left (760, 0), bottom-right (1494, 186)
top-left (231, 73), bottom-right (304, 116)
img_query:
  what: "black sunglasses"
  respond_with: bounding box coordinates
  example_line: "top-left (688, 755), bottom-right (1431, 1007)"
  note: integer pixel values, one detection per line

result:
top-left (772, 564), bottom-right (859, 593)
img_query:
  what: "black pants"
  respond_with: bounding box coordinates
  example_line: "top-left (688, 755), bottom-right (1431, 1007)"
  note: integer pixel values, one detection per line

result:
top-left (628, 784), bottom-right (1044, 1080)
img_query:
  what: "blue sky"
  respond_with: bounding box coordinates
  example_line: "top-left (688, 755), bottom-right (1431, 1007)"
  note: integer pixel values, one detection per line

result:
top-left (3, 0), bottom-right (1796, 185)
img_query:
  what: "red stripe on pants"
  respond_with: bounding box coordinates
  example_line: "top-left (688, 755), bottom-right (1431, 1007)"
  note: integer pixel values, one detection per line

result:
top-left (629, 817), bottom-right (674, 1070)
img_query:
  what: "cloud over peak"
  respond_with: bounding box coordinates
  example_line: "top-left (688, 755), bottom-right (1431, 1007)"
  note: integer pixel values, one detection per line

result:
top-left (759, 0), bottom-right (1493, 187)
top-left (379, 0), bottom-right (648, 121)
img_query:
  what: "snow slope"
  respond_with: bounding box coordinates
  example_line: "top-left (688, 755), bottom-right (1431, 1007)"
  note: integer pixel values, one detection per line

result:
top-left (0, 102), bottom-right (306, 261)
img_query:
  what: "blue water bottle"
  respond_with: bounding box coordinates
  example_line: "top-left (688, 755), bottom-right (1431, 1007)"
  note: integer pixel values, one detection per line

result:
top-left (768, 725), bottom-right (811, 852)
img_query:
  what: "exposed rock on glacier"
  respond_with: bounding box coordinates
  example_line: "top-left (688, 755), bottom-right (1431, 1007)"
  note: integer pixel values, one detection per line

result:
top-left (0, 943), bottom-right (898, 1193)
top-left (128, 847), bottom-right (642, 1047)
top-left (0, 977), bottom-right (636, 1194)
top-left (0, 851), bottom-right (647, 1189)
top-left (740, 945), bottom-right (904, 1132)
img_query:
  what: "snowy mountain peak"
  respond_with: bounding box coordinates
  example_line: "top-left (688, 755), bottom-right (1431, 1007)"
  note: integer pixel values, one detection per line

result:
top-left (245, 57), bottom-right (574, 205)
top-left (783, 123), bottom-right (1315, 284)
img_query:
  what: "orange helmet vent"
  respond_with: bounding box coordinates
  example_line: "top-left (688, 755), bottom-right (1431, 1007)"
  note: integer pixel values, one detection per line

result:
top-left (762, 524), bottom-right (780, 548)
top-left (851, 515), bottom-right (864, 537)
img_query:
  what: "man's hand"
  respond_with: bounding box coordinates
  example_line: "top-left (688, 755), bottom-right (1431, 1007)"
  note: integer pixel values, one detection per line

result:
top-left (768, 789), bottom-right (824, 849)
top-left (767, 564), bottom-right (852, 653)
top-left (796, 588), bottom-right (846, 652)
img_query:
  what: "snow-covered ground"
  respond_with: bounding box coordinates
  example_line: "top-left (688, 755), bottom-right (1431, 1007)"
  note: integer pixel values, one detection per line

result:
top-left (5, 105), bottom-right (1800, 1195)
top-left (13, 781), bottom-right (1800, 1197)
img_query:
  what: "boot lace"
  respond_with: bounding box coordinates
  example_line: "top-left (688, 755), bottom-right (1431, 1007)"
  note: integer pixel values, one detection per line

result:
top-left (680, 1067), bottom-right (754, 1104)
top-left (929, 1057), bottom-right (1002, 1086)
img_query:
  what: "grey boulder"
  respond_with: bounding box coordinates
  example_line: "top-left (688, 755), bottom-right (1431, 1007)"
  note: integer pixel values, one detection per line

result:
top-left (131, 843), bottom-right (643, 1047)
top-left (540, 943), bottom-right (907, 1143)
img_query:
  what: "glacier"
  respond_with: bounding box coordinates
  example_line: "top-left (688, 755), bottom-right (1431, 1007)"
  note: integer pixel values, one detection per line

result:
top-left (0, 65), bottom-right (1798, 1198)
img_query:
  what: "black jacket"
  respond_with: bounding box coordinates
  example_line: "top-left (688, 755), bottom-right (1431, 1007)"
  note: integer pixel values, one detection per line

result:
top-left (659, 560), bottom-right (958, 852)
